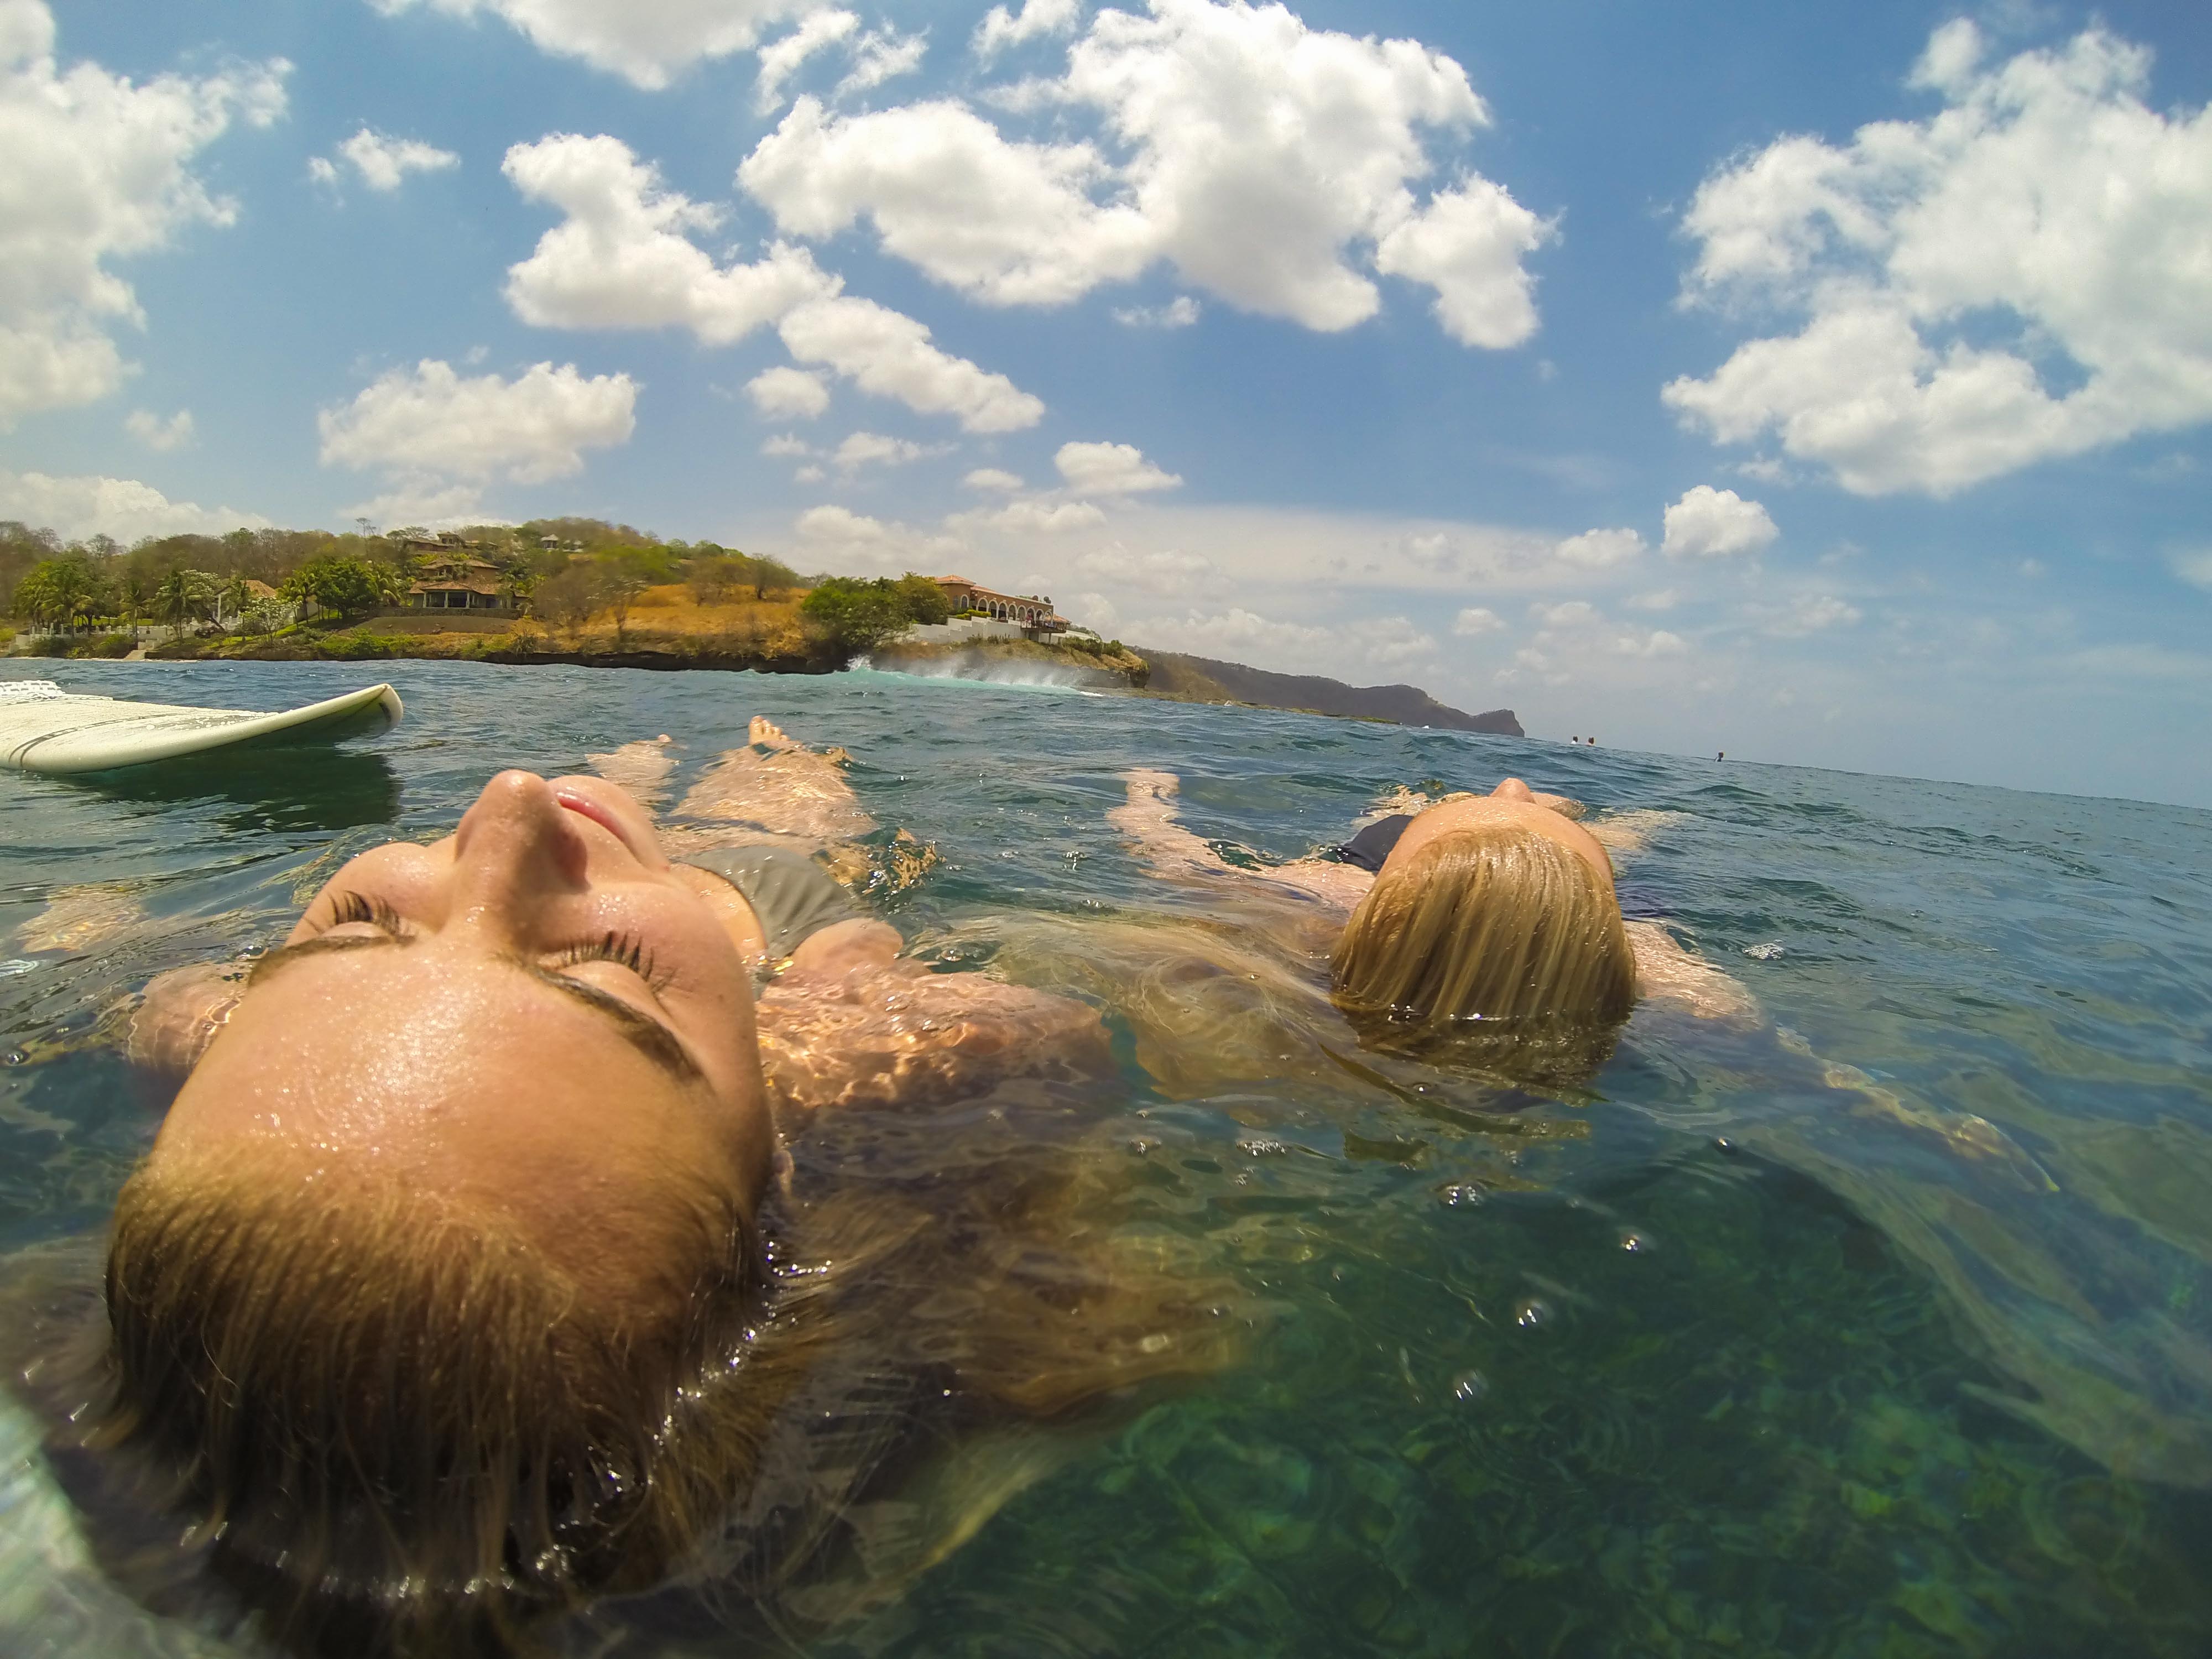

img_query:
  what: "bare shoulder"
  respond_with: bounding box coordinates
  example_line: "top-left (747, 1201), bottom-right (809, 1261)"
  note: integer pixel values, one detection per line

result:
top-left (1263, 857), bottom-right (1371, 912)
top-left (755, 959), bottom-right (1114, 1113)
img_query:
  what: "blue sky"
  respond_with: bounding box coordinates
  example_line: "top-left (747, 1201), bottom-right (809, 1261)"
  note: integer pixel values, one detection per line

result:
top-left (4, 0), bottom-right (2210, 806)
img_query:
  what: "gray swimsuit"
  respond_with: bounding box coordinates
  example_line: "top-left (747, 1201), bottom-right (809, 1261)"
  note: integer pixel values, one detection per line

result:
top-left (682, 846), bottom-right (863, 962)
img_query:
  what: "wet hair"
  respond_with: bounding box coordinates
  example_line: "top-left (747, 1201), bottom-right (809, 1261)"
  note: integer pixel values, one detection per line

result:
top-left (96, 1154), bottom-right (789, 1656)
top-left (1329, 822), bottom-right (1635, 1071)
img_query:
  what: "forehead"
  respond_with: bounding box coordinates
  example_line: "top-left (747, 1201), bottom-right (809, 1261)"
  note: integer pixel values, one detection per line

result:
top-left (158, 942), bottom-right (727, 1199)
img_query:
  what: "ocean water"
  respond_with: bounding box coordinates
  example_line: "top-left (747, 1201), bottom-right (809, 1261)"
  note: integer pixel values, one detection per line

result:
top-left (2, 656), bottom-right (2210, 1657)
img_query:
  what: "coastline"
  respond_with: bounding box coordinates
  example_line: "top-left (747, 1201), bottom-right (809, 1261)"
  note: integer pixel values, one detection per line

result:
top-left (11, 613), bottom-right (1520, 737)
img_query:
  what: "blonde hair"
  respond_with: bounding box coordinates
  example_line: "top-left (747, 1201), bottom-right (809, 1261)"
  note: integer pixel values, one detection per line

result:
top-left (1329, 823), bottom-right (1635, 1064)
top-left (98, 1154), bottom-right (795, 1653)
top-left (90, 1127), bottom-right (1239, 1651)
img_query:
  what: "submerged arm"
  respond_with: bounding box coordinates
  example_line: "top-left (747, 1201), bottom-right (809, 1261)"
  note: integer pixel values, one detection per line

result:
top-left (1108, 768), bottom-right (1227, 880)
top-left (1625, 921), bottom-right (1761, 1022)
top-left (1111, 769), bottom-right (1371, 911)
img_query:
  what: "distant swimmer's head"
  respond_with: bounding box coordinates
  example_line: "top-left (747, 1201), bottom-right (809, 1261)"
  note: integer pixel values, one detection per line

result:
top-left (100, 770), bottom-right (780, 1647)
top-left (1330, 792), bottom-right (1634, 1076)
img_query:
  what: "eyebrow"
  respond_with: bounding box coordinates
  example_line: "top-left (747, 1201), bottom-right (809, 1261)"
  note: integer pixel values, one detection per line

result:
top-left (248, 933), bottom-right (705, 1084)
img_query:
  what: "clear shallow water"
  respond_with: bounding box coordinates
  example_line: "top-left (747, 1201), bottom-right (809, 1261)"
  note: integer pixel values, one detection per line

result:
top-left (3, 658), bottom-right (2210, 1656)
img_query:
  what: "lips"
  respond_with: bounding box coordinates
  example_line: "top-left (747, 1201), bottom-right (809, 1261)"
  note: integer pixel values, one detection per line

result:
top-left (554, 785), bottom-right (645, 860)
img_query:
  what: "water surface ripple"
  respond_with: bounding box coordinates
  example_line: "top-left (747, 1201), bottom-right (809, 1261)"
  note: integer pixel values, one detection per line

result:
top-left (3, 659), bottom-right (2210, 1656)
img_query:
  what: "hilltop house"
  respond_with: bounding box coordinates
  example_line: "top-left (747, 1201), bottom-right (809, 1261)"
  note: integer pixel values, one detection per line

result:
top-left (408, 555), bottom-right (512, 613)
top-left (932, 575), bottom-right (1070, 636)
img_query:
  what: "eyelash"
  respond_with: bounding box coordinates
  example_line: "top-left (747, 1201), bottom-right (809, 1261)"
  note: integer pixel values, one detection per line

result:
top-left (330, 890), bottom-right (408, 933)
top-left (327, 894), bottom-right (667, 993)
top-left (552, 932), bottom-right (668, 991)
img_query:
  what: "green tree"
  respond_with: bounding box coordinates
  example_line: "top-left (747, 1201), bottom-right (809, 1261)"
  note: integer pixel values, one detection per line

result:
top-left (155, 567), bottom-right (218, 638)
top-left (800, 576), bottom-right (915, 658)
top-left (894, 572), bottom-right (951, 625)
top-left (748, 555), bottom-right (797, 600)
top-left (282, 556), bottom-right (403, 620)
top-left (12, 557), bottom-right (108, 630)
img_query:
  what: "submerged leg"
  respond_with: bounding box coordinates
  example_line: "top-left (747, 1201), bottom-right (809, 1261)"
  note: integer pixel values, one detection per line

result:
top-left (675, 716), bottom-right (877, 848)
top-left (587, 734), bottom-right (677, 808)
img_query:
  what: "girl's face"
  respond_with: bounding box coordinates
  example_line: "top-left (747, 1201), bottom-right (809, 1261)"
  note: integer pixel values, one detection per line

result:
top-left (153, 771), bottom-right (771, 1290)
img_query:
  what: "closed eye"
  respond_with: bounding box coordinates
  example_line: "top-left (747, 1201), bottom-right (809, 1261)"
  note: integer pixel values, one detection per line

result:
top-left (550, 931), bottom-right (669, 993)
top-left (328, 890), bottom-right (410, 936)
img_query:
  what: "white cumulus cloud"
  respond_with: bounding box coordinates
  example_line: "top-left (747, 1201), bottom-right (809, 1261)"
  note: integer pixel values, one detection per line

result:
top-left (1661, 486), bottom-right (1778, 560)
top-left (746, 364), bottom-right (830, 418)
top-left (956, 498), bottom-right (1108, 534)
top-left (124, 407), bottom-right (194, 452)
top-left (1112, 294), bottom-right (1199, 328)
top-left (317, 126), bottom-right (459, 192)
top-left (738, 0), bottom-right (1548, 346)
top-left (835, 25), bottom-right (926, 98)
top-left (792, 502), bottom-right (961, 569)
top-left (739, 96), bottom-right (1154, 306)
top-left (1371, 175), bottom-right (1552, 348)
top-left (367, 0), bottom-right (823, 91)
top-left (0, 1), bottom-right (289, 428)
top-left (779, 293), bottom-right (1043, 432)
top-left (974, 0), bottom-right (1079, 61)
top-left (1531, 599), bottom-right (1599, 627)
top-left (1613, 627), bottom-right (1687, 658)
top-left (754, 9), bottom-right (856, 112)
top-left (833, 430), bottom-right (948, 472)
top-left (1552, 526), bottom-right (1646, 568)
top-left (1453, 606), bottom-right (1503, 635)
top-left (1070, 543), bottom-right (1222, 596)
top-left (963, 466), bottom-right (1023, 492)
top-left (0, 468), bottom-right (267, 542)
top-left (318, 359), bottom-right (637, 490)
top-left (1665, 22), bottom-right (2212, 495)
top-left (504, 133), bottom-right (831, 343)
top-left (1055, 440), bottom-right (1180, 494)
top-left (1764, 594), bottom-right (1863, 637)
top-left (504, 132), bottom-right (1042, 432)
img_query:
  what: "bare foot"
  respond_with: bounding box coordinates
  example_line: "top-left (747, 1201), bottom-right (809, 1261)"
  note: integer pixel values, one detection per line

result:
top-left (588, 737), bottom-right (679, 807)
top-left (678, 722), bottom-right (876, 843)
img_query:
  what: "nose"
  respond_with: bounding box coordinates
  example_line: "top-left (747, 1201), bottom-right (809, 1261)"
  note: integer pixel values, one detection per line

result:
top-left (445, 770), bottom-right (590, 942)
top-left (1491, 776), bottom-right (1536, 802)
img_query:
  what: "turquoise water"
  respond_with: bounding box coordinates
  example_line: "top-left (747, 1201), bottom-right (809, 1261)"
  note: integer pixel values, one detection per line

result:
top-left (3, 658), bottom-right (2210, 1656)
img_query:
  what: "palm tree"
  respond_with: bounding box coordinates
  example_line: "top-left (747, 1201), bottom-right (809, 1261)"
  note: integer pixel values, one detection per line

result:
top-left (218, 573), bottom-right (252, 629)
top-left (155, 567), bottom-right (217, 639)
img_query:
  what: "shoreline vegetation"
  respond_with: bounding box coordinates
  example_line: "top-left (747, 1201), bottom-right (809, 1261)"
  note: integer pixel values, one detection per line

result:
top-left (0, 514), bottom-right (1517, 736)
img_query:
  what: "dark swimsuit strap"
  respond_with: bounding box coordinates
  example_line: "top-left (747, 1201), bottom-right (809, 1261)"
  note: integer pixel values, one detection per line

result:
top-left (680, 846), bottom-right (863, 961)
top-left (1333, 813), bottom-right (1415, 873)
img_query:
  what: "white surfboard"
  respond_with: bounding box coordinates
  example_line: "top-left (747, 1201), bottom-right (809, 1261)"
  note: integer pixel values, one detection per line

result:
top-left (0, 680), bottom-right (404, 774)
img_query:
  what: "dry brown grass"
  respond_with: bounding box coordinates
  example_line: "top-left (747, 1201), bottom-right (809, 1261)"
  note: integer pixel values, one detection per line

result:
top-left (508, 588), bottom-right (813, 658)
top-left (622, 586), bottom-right (805, 635)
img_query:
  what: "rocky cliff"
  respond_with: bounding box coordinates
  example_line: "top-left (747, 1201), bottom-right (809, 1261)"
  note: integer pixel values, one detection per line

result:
top-left (1136, 650), bottom-right (1522, 736)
